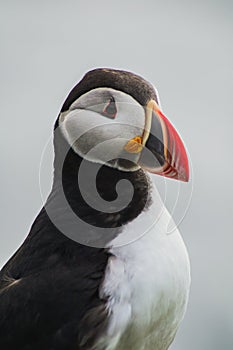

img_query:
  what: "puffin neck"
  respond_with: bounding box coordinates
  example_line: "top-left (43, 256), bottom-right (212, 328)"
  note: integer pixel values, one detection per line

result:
top-left (50, 130), bottom-right (152, 237)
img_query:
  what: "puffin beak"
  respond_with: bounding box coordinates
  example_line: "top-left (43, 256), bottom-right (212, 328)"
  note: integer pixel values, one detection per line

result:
top-left (139, 100), bottom-right (189, 182)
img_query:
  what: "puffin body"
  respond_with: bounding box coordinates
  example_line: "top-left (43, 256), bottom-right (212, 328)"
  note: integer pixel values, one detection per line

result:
top-left (98, 185), bottom-right (190, 350)
top-left (0, 69), bottom-right (190, 350)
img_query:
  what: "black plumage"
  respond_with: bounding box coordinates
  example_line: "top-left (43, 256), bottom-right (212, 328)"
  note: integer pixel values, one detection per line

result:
top-left (0, 69), bottom-right (155, 349)
top-left (60, 68), bottom-right (158, 114)
top-left (0, 157), bottom-right (151, 349)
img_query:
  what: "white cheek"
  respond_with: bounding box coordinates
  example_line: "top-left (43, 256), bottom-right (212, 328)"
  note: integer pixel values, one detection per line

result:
top-left (60, 103), bottom-right (145, 165)
top-left (116, 101), bottom-right (145, 130)
top-left (60, 109), bottom-right (110, 146)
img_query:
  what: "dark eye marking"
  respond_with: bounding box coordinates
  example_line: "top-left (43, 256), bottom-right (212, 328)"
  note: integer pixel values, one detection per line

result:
top-left (102, 96), bottom-right (117, 119)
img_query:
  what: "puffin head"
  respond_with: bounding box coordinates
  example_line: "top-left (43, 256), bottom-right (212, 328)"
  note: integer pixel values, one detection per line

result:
top-left (57, 68), bottom-right (189, 182)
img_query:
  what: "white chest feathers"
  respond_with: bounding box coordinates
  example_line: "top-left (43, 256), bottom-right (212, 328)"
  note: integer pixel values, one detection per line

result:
top-left (99, 186), bottom-right (191, 350)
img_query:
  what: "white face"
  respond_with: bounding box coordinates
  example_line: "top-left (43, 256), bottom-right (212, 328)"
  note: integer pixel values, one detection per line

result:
top-left (59, 88), bottom-right (146, 171)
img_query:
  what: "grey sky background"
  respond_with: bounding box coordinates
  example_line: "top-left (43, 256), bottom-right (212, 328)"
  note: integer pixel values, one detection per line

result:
top-left (1, 1), bottom-right (233, 349)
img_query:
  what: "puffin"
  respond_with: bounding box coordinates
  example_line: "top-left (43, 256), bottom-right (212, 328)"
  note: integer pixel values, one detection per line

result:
top-left (0, 68), bottom-right (190, 350)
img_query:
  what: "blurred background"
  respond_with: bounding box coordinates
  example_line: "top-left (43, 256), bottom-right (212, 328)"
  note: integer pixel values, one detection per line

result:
top-left (1, 1), bottom-right (232, 349)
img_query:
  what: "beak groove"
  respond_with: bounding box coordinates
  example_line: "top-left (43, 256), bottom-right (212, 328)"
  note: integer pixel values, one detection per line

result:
top-left (140, 100), bottom-right (189, 182)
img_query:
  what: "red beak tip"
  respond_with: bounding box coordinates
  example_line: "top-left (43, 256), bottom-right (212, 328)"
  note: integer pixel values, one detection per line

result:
top-left (177, 167), bottom-right (190, 182)
top-left (179, 174), bottom-right (189, 182)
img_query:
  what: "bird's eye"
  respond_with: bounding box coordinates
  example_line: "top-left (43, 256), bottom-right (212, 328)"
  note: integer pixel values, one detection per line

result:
top-left (102, 97), bottom-right (117, 119)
